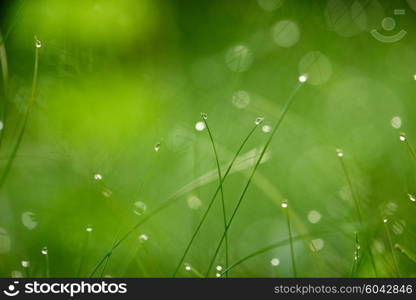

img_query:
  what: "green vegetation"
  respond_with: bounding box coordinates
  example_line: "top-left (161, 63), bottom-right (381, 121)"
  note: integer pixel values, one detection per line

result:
top-left (0, 0), bottom-right (415, 278)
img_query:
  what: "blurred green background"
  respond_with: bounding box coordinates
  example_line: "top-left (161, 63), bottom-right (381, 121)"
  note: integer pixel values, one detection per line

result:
top-left (0, 0), bottom-right (416, 277)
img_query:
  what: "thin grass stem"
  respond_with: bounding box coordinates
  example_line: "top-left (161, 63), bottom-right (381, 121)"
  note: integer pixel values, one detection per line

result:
top-left (282, 201), bottom-right (297, 277)
top-left (205, 83), bottom-right (302, 277)
top-left (171, 123), bottom-right (259, 277)
top-left (0, 36), bottom-right (40, 189)
top-left (395, 243), bottom-right (416, 265)
top-left (202, 115), bottom-right (229, 277)
top-left (337, 151), bottom-right (377, 276)
top-left (383, 219), bottom-right (400, 277)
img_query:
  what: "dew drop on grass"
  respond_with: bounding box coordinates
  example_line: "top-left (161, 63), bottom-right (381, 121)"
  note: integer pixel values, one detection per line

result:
top-left (195, 121), bottom-right (205, 131)
top-left (154, 143), bottom-right (161, 152)
top-left (270, 258), bottom-right (280, 266)
top-left (232, 90), bottom-right (250, 109)
top-left (21, 260), bottom-right (30, 268)
top-left (383, 218), bottom-right (388, 223)
top-left (200, 112), bottom-right (208, 120)
top-left (255, 117), bottom-right (264, 125)
top-left (34, 36), bottom-right (42, 48)
top-left (0, 120), bottom-right (3, 131)
top-left (11, 271), bottom-right (23, 278)
top-left (298, 74), bottom-right (308, 83)
top-left (391, 116), bottom-right (402, 129)
top-left (336, 149), bottom-right (344, 157)
top-left (307, 210), bottom-right (321, 224)
top-left (281, 200), bottom-right (288, 208)
top-left (86, 226), bottom-right (93, 232)
top-left (94, 173), bottom-right (102, 180)
top-left (41, 247), bottom-right (48, 255)
top-left (399, 133), bottom-right (407, 142)
top-left (216, 265), bottom-right (223, 271)
top-left (184, 264), bottom-right (192, 271)
top-left (0, 227), bottom-right (11, 254)
top-left (262, 125), bottom-right (271, 133)
top-left (408, 193), bottom-right (416, 202)
top-left (215, 273), bottom-right (221, 278)
top-left (134, 201), bottom-right (147, 216)
top-left (21, 211), bottom-right (38, 230)
top-left (187, 195), bottom-right (202, 210)
top-left (138, 234), bottom-right (149, 242)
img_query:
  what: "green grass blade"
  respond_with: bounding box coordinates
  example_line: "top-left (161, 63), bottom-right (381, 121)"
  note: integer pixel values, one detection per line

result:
top-left (171, 123), bottom-right (259, 277)
top-left (0, 36), bottom-right (40, 190)
top-left (205, 82), bottom-right (302, 277)
top-left (202, 115), bottom-right (229, 278)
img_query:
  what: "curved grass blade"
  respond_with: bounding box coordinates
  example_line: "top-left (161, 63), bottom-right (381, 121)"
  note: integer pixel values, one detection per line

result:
top-left (205, 82), bottom-right (302, 277)
top-left (220, 233), bottom-right (318, 275)
top-left (171, 123), bottom-right (259, 277)
top-left (0, 28), bottom-right (9, 149)
top-left (0, 36), bottom-right (40, 189)
top-left (202, 114), bottom-right (229, 277)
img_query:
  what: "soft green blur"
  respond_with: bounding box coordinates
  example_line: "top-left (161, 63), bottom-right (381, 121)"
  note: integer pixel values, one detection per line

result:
top-left (0, 0), bottom-right (416, 278)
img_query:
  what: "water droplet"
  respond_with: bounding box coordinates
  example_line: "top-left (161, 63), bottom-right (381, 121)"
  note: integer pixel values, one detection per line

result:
top-left (216, 265), bottom-right (223, 271)
top-left (187, 195), bottom-right (202, 210)
top-left (184, 264), bottom-right (192, 271)
top-left (11, 270), bottom-right (23, 278)
top-left (310, 239), bottom-right (324, 251)
top-left (307, 210), bottom-right (321, 224)
top-left (215, 273), bottom-right (221, 278)
top-left (336, 149), bottom-right (344, 157)
top-left (34, 36), bottom-right (42, 48)
top-left (21, 211), bottom-right (38, 230)
top-left (134, 201), bottom-right (147, 216)
top-left (281, 200), bottom-right (288, 208)
top-left (0, 121), bottom-right (3, 131)
top-left (255, 117), bottom-right (264, 125)
top-left (21, 260), bottom-right (30, 268)
top-left (270, 258), bottom-right (280, 266)
top-left (225, 44), bottom-right (253, 73)
top-left (383, 218), bottom-right (388, 223)
top-left (399, 133), bottom-right (407, 142)
top-left (0, 227), bottom-right (11, 254)
top-left (200, 112), bottom-right (208, 120)
top-left (413, 74), bottom-right (416, 81)
top-left (391, 116), bottom-right (402, 129)
top-left (86, 226), bottom-right (93, 232)
top-left (195, 121), bottom-right (205, 131)
top-left (355, 243), bottom-right (361, 250)
top-left (138, 234), bottom-right (148, 242)
top-left (262, 125), bottom-right (272, 133)
top-left (154, 143), bottom-right (161, 152)
top-left (232, 90), bottom-right (250, 109)
top-left (272, 20), bottom-right (300, 48)
top-left (41, 247), bottom-right (48, 255)
top-left (93, 173), bottom-right (102, 180)
top-left (408, 193), bottom-right (416, 202)
top-left (101, 188), bottom-right (112, 198)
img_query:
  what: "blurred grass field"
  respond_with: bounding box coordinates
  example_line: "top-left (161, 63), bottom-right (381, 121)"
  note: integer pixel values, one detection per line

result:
top-left (0, 0), bottom-right (416, 278)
